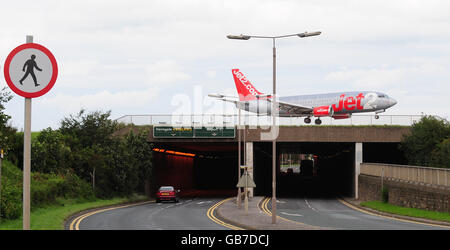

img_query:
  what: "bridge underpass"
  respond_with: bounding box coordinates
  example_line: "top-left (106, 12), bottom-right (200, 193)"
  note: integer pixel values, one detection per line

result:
top-left (117, 125), bottom-right (411, 198)
top-left (253, 141), bottom-right (408, 198)
top-left (152, 142), bottom-right (239, 197)
top-left (254, 142), bottom-right (355, 198)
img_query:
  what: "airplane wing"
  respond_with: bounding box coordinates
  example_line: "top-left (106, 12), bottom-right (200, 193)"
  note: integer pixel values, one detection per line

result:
top-left (267, 99), bottom-right (314, 115)
top-left (209, 93), bottom-right (314, 116)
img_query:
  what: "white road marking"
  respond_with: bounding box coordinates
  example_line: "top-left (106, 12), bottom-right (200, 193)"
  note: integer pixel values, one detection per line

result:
top-left (197, 201), bottom-right (212, 205)
top-left (305, 199), bottom-right (318, 212)
top-left (281, 212), bottom-right (303, 217)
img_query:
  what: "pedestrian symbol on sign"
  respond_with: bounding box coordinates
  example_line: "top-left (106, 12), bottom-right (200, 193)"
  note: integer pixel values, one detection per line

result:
top-left (3, 42), bottom-right (58, 98)
top-left (19, 54), bottom-right (42, 87)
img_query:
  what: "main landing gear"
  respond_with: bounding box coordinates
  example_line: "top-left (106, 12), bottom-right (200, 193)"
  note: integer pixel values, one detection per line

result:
top-left (304, 117), bottom-right (322, 125)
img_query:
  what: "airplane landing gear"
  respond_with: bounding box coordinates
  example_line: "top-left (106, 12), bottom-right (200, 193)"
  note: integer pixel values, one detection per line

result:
top-left (375, 115), bottom-right (380, 119)
top-left (304, 117), bottom-right (311, 124)
top-left (315, 118), bottom-right (322, 125)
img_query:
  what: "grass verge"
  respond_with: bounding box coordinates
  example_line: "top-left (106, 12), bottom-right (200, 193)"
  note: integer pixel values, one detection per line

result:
top-left (360, 201), bottom-right (450, 223)
top-left (0, 195), bottom-right (148, 230)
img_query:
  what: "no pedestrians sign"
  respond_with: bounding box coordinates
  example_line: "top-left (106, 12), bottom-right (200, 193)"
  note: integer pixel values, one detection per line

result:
top-left (3, 36), bottom-right (58, 230)
top-left (3, 43), bottom-right (58, 98)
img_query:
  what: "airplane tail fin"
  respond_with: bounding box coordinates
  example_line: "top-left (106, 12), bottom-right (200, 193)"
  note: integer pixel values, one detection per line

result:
top-left (232, 69), bottom-right (264, 101)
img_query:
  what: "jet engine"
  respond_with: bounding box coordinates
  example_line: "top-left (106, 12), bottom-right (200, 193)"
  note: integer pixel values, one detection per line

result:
top-left (332, 114), bottom-right (351, 119)
top-left (313, 105), bottom-right (334, 117)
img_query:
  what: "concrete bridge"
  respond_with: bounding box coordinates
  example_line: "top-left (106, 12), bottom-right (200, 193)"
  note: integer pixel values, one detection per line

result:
top-left (117, 124), bottom-right (412, 199)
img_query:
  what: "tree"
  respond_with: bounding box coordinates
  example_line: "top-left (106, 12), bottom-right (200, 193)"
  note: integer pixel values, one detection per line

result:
top-left (32, 128), bottom-right (72, 174)
top-left (23, 108), bottom-right (154, 198)
top-left (59, 109), bottom-right (118, 190)
top-left (400, 116), bottom-right (450, 167)
top-left (0, 87), bottom-right (16, 154)
top-left (123, 130), bottom-right (153, 195)
top-left (431, 139), bottom-right (450, 169)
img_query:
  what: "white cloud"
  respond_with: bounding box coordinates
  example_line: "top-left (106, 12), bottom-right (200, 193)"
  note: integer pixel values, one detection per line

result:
top-left (59, 59), bottom-right (99, 77)
top-left (146, 60), bottom-right (191, 86)
top-left (324, 62), bottom-right (447, 89)
top-left (39, 87), bottom-right (160, 115)
top-left (1, 0), bottom-right (450, 130)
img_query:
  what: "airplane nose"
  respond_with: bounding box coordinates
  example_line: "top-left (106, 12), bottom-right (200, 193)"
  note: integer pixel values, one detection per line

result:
top-left (390, 98), bottom-right (397, 106)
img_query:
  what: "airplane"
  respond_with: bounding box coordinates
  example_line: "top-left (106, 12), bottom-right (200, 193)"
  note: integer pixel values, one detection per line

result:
top-left (208, 69), bottom-right (397, 125)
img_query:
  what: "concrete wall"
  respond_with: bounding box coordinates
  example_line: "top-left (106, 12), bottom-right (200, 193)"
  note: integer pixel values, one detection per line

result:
top-left (359, 174), bottom-right (450, 213)
top-left (137, 125), bottom-right (411, 143)
top-left (361, 163), bottom-right (449, 186)
top-left (245, 126), bottom-right (411, 143)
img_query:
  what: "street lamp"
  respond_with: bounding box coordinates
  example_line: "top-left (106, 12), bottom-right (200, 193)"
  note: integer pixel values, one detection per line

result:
top-left (227, 31), bottom-right (321, 224)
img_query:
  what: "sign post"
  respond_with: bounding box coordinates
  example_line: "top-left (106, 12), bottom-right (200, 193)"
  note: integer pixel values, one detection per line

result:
top-left (236, 166), bottom-right (256, 215)
top-left (3, 35), bottom-right (58, 230)
top-left (0, 148), bottom-right (3, 222)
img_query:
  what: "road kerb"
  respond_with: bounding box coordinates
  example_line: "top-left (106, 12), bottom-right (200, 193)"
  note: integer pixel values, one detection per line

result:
top-left (338, 198), bottom-right (450, 229)
top-left (66, 200), bottom-right (154, 230)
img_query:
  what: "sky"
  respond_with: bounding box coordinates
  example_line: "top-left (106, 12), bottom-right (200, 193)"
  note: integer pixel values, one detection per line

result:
top-left (0, 0), bottom-right (449, 131)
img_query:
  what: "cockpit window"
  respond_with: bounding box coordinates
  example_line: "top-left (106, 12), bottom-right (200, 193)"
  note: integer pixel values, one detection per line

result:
top-left (378, 94), bottom-right (386, 98)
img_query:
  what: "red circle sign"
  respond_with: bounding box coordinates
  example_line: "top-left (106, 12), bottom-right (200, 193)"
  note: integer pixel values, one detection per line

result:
top-left (3, 43), bottom-right (58, 98)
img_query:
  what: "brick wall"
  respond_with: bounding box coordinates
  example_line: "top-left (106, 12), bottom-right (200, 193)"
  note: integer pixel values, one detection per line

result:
top-left (359, 174), bottom-right (450, 213)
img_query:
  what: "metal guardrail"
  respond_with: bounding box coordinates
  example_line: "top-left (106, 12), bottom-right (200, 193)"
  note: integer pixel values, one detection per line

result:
top-left (361, 163), bottom-right (450, 187)
top-left (114, 114), bottom-right (424, 127)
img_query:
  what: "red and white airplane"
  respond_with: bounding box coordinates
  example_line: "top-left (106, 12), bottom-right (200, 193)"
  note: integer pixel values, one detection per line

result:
top-left (209, 69), bottom-right (397, 125)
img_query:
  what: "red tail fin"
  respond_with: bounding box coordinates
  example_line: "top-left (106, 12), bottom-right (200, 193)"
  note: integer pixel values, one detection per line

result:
top-left (232, 69), bottom-right (264, 101)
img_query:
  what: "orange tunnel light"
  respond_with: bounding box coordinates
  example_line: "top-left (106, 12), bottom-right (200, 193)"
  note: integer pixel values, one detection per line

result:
top-left (153, 148), bottom-right (195, 157)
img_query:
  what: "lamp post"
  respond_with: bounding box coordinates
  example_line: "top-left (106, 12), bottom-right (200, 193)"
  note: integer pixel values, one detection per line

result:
top-left (237, 108), bottom-right (242, 208)
top-left (227, 31), bottom-right (321, 224)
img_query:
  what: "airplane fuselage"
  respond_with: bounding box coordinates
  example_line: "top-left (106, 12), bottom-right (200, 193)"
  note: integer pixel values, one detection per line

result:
top-left (239, 91), bottom-right (397, 117)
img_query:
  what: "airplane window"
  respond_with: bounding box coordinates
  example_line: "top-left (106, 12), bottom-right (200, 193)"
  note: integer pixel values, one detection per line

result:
top-left (378, 94), bottom-right (385, 98)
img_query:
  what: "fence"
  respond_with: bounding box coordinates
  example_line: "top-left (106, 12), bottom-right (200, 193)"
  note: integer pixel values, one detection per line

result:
top-left (115, 114), bottom-right (424, 127)
top-left (360, 163), bottom-right (450, 187)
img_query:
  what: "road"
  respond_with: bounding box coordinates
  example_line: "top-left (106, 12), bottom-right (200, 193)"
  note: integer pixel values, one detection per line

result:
top-left (72, 196), bottom-right (448, 230)
top-left (75, 198), bottom-right (229, 230)
top-left (266, 197), bottom-right (448, 230)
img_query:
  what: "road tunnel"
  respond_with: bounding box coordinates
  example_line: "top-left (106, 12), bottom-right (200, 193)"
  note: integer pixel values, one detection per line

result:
top-left (152, 142), bottom-right (238, 197)
top-left (150, 140), bottom-right (407, 198)
top-left (254, 142), bottom-right (356, 198)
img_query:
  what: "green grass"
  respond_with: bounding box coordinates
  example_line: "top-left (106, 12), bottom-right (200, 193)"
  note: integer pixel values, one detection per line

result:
top-left (0, 195), bottom-right (148, 230)
top-left (31, 131), bottom-right (40, 141)
top-left (360, 201), bottom-right (450, 223)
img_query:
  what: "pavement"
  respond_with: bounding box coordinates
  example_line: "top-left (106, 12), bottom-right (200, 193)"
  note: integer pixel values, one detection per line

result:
top-left (214, 196), bottom-right (329, 230)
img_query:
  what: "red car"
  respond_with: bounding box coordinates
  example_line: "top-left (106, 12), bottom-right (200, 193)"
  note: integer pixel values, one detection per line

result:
top-left (156, 186), bottom-right (180, 203)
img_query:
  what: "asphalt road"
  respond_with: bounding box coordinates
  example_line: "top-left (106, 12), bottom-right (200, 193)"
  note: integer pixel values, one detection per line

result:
top-left (267, 197), bottom-right (448, 230)
top-left (77, 198), bottom-right (229, 230)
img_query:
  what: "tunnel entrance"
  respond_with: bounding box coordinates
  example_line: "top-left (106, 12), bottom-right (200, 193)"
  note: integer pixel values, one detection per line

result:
top-left (152, 142), bottom-right (238, 197)
top-left (254, 142), bottom-right (355, 198)
top-left (151, 140), bottom-right (408, 199)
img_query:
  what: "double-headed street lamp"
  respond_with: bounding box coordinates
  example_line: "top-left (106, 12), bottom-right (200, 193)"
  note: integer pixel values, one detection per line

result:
top-left (227, 31), bottom-right (321, 224)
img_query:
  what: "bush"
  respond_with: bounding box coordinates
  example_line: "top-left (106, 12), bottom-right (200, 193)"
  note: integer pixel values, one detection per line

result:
top-left (431, 139), bottom-right (450, 169)
top-left (0, 160), bottom-right (94, 220)
top-left (381, 187), bottom-right (389, 203)
top-left (0, 179), bottom-right (22, 220)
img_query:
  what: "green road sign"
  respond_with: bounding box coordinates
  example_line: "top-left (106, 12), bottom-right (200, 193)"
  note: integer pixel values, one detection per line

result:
top-left (153, 126), bottom-right (235, 138)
